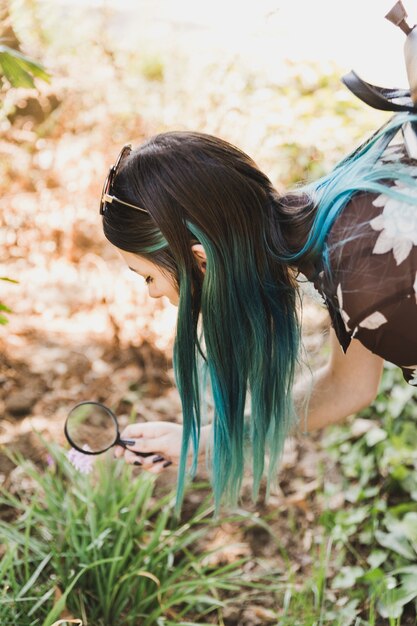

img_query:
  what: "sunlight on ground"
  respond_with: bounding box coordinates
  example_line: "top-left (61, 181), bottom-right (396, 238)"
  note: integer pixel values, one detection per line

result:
top-left (3, 0), bottom-right (399, 385)
top-left (4, 0), bottom-right (405, 365)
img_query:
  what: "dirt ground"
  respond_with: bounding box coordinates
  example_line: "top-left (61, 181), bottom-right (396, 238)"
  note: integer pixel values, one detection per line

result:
top-left (0, 324), bottom-right (336, 625)
top-left (0, 31), bottom-right (346, 623)
top-left (0, 133), bottom-right (336, 623)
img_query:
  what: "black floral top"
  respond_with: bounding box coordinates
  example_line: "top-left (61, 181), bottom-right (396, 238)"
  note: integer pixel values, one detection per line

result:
top-left (310, 144), bottom-right (417, 387)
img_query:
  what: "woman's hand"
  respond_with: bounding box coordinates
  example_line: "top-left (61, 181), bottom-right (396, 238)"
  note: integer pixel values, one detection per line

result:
top-left (115, 421), bottom-right (183, 474)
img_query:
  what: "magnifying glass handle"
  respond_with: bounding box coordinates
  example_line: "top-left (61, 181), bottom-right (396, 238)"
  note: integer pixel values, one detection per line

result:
top-left (119, 438), bottom-right (156, 457)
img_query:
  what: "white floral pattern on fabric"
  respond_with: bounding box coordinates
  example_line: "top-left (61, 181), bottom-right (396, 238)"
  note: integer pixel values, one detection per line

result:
top-left (358, 311), bottom-right (388, 330)
top-left (336, 285), bottom-right (389, 335)
top-left (380, 145), bottom-right (405, 163)
top-left (414, 272), bottom-right (417, 305)
top-left (371, 181), bottom-right (417, 265)
top-left (401, 365), bottom-right (417, 386)
top-left (336, 283), bottom-right (351, 332)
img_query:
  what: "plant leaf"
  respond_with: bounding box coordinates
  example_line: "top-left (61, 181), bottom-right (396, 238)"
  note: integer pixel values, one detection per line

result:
top-left (0, 276), bottom-right (18, 283)
top-left (375, 530), bottom-right (416, 560)
top-left (27, 586), bottom-right (56, 617)
top-left (332, 565), bottom-right (364, 589)
top-left (367, 550), bottom-right (388, 569)
top-left (17, 553), bottom-right (52, 598)
top-left (41, 557), bottom-right (122, 626)
top-left (0, 44), bottom-right (50, 87)
top-left (365, 426), bottom-right (387, 447)
top-left (377, 583), bottom-right (417, 619)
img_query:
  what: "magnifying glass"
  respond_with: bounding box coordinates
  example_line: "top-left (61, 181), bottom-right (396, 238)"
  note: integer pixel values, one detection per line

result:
top-left (64, 401), bottom-right (154, 456)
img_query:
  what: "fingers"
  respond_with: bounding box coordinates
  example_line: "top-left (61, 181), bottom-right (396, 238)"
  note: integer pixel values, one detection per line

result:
top-left (119, 423), bottom-right (169, 455)
top-left (114, 445), bottom-right (124, 459)
top-left (148, 460), bottom-right (173, 474)
top-left (124, 438), bottom-right (161, 454)
top-left (120, 422), bottom-right (172, 440)
top-left (122, 450), bottom-right (173, 474)
top-left (116, 421), bottom-right (182, 468)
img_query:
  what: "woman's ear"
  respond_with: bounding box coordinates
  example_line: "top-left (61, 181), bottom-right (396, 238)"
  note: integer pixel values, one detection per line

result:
top-left (191, 243), bottom-right (207, 274)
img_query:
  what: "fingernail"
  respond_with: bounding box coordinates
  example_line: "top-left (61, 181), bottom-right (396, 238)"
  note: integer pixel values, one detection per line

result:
top-left (162, 460), bottom-right (172, 468)
top-left (134, 461), bottom-right (142, 466)
top-left (121, 439), bottom-right (136, 446)
top-left (152, 455), bottom-right (164, 464)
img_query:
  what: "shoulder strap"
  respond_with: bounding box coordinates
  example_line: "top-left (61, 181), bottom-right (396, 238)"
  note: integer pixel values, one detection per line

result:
top-left (342, 70), bottom-right (415, 112)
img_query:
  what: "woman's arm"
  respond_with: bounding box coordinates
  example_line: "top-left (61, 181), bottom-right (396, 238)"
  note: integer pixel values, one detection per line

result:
top-left (116, 329), bottom-right (383, 471)
top-left (293, 328), bottom-right (384, 433)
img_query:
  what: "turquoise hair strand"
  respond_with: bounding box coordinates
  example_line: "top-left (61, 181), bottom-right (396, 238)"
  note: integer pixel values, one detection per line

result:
top-left (282, 112), bottom-right (417, 265)
top-left (172, 221), bottom-right (300, 512)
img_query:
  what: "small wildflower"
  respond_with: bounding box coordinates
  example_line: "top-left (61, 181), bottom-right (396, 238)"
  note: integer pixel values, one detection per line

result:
top-left (46, 454), bottom-right (55, 469)
top-left (67, 445), bottom-right (95, 474)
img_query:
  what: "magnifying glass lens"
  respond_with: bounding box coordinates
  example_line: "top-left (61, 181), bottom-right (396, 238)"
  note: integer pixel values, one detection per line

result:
top-left (66, 403), bottom-right (118, 453)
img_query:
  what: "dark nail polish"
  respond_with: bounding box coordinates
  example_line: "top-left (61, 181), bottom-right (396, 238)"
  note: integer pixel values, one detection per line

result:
top-left (120, 439), bottom-right (136, 446)
top-left (152, 455), bottom-right (164, 464)
top-left (162, 460), bottom-right (172, 468)
top-left (134, 461), bottom-right (142, 466)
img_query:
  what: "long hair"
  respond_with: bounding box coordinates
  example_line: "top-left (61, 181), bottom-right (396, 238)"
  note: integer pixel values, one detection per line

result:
top-left (102, 131), bottom-right (300, 511)
top-left (102, 114), bottom-right (417, 511)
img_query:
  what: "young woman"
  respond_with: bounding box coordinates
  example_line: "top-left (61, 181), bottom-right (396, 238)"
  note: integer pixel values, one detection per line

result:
top-left (100, 114), bottom-right (417, 509)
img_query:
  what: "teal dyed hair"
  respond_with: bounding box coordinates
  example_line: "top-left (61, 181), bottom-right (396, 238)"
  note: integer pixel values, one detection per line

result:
top-left (102, 132), bottom-right (300, 511)
top-left (185, 221), bottom-right (299, 507)
top-left (279, 112), bottom-right (417, 266)
top-left (101, 116), bottom-right (417, 511)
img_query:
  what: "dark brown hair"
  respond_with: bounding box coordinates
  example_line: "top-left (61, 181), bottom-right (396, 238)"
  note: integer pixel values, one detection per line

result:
top-left (101, 130), bottom-right (309, 510)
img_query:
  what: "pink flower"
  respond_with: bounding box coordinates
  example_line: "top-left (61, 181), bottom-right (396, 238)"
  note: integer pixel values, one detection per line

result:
top-left (67, 445), bottom-right (95, 475)
top-left (46, 454), bottom-right (55, 468)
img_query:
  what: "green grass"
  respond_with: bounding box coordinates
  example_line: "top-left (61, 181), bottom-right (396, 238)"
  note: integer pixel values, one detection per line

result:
top-left (0, 443), bottom-right (373, 626)
top-left (1, 366), bottom-right (416, 625)
top-left (0, 444), bottom-right (251, 626)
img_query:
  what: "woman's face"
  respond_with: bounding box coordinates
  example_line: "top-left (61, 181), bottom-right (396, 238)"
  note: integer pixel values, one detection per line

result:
top-left (119, 249), bottom-right (179, 306)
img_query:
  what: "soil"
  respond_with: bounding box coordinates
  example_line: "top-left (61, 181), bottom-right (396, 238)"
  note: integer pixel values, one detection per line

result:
top-left (0, 38), bottom-right (363, 625)
top-left (0, 124), bottom-right (335, 622)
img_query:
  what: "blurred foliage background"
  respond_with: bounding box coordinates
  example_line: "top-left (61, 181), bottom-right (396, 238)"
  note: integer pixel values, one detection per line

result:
top-left (1, 0), bottom-right (417, 624)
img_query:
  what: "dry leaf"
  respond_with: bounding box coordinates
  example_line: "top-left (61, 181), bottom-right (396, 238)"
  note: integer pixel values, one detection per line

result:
top-left (52, 587), bottom-right (79, 621)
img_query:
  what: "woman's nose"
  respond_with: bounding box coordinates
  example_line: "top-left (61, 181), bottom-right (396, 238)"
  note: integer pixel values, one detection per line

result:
top-left (148, 287), bottom-right (163, 299)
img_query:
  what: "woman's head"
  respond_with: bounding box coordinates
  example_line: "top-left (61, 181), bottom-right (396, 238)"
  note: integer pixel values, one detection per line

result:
top-left (101, 131), bottom-right (301, 510)
top-left (102, 131), bottom-right (288, 291)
